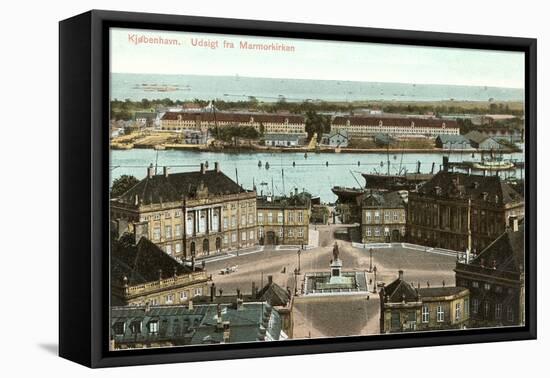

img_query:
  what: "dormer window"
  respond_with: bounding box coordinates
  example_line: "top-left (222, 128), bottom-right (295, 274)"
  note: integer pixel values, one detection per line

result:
top-left (148, 320), bottom-right (159, 335)
top-left (129, 320), bottom-right (142, 335)
top-left (113, 322), bottom-right (125, 336)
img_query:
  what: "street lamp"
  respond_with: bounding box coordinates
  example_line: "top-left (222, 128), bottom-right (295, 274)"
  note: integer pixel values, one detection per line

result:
top-left (297, 249), bottom-right (301, 273)
top-left (369, 248), bottom-right (373, 272)
top-left (294, 268), bottom-right (299, 296)
top-left (373, 265), bottom-right (377, 293)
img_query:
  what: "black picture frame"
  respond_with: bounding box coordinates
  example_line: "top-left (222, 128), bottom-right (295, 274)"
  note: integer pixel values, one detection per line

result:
top-left (59, 9), bottom-right (537, 368)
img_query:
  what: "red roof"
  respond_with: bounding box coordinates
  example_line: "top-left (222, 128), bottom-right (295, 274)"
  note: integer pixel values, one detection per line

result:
top-left (162, 112), bottom-right (304, 124)
top-left (332, 116), bottom-right (457, 128)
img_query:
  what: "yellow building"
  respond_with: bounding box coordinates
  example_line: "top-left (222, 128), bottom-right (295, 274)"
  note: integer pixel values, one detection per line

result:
top-left (361, 191), bottom-right (407, 243)
top-left (380, 270), bottom-right (470, 333)
top-left (160, 112), bottom-right (306, 134)
top-left (111, 162), bottom-right (257, 260)
top-left (111, 236), bottom-right (210, 307)
top-left (256, 190), bottom-right (311, 246)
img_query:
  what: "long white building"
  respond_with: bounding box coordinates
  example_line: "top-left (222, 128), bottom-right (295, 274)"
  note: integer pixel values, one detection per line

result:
top-left (160, 112), bottom-right (306, 134)
top-left (331, 116), bottom-right (459, 137)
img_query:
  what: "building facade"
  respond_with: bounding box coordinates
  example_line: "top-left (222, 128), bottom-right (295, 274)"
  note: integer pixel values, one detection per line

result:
top-left (407, 171), bottom-right (524, 252)
top-left (380, 270), bottom-right (470, 333)
top-left (160, 112), bottom-right (306, 134)
top-left (321, 130), bottom-right (350, 147)
top-left (361, 191), bottom-right (407, 243)
top-left (110, 162), bottom-right (257, 260)
top-left (331, 116), bottom-right (459, 137)
top-left (435, 134), bottom-right (472, 150)
top-left (256, 191), bottom-right (311, 246)
top-left (264, 133), bottom-right (305, 147)
top-left (111, 236), bottom-right (210, 307)
top-left (454, 220), bottom-right (524, 328)
top-left (465, 130), bottom-right (503, 150)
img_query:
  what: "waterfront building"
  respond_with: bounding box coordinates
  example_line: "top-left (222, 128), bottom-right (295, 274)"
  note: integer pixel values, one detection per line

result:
top-left (482, 127), bottom-right (523, 143)
top-left (111, 235), bottom-right (210, 306)
top-left (134, 111), bottom-right (159, 127)
top-left (256, 190), bottom-right (311, 246)
top-left (160, 111), bottom-right (306, 134)
top-left (435, 134), bottom-right (472, 150)
top-left (331, 116), bottom-right (459, 137)
top-left (110, 300), bottom-right (287, 349)
top-left (380, 270), bottom-right (470, 333)
top-left (110, 162), bottom-right (257, 260)
top-left (264, 133), bottom-right (306, 147)
top-left (454, 219), bottom-right (524, 327)
top-left (465, 130), bottom-right (503, 150)
top-left (361, 191), bottom-right (407, 243)
top-left (320, 130), bottom-right (350, 147)
top-left (407, 170), bottom-right (524, 252)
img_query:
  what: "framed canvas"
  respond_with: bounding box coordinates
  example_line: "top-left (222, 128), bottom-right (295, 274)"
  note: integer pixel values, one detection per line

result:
top-left (59, 10), bottom-right (536, 368)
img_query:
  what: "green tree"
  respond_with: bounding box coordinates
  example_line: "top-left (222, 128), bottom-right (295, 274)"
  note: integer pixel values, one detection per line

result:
top-left (111, 175), bottom-right (139, 198)
top-left (305, 110), bottom-right (331, 141)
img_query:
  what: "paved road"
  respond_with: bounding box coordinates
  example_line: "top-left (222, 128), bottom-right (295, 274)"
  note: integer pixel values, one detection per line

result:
top-left (204, 225), bottom-right (457, 338)
top-left (206, 224), bottom-right (456, 294)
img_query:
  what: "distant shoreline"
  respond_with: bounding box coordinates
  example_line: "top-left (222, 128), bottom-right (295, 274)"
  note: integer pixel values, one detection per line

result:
top-left (111, 144), bottom-right (521, 155)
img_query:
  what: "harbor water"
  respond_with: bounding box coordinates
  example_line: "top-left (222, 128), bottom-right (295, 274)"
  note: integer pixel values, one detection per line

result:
top-left (110, 149), bottom-right (524, 203)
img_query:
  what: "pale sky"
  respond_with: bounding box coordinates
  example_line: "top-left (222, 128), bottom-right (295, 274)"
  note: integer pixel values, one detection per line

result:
top-left (110, 27), bottom-right (524, 89)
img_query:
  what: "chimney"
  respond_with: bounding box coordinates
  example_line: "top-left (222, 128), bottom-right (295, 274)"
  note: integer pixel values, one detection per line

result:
top-left (163, 166), bottom-right (169, 177)
top-left (215, 162), bottom-right (220, 173)
top-left (295, 187), bottom-right (298, 196)
top-left (509, 216), bottom-right (519, 232)
top-left (251, 282), bottom-right (256, 299)
top-left (147, 163), bottom-right (154, 178)
top-left (236, 297), bottom-right (244, 310)
top-left (210, 283), bottom-right (216, 302)
top-left (398, 270), bottom-right (404, 280)
top-left (200, 163), bottom-right (206, 174)
top-left (188, 299), bottom-right (194, 310)
top-left (267, 275), bottom-right (273, 285)
top-left (145, 301), bottom-right (151, 313)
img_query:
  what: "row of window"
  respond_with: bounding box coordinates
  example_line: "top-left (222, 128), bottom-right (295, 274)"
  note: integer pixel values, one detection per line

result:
top-left (141, 210), bottom-right (182, 222)
top-left (365, 210), bottom-right (404, 223)
top-left (258, 211), bottom-right (304, 225)
top-left (421, 301), bottom-right (468, 323)
top-left (467, 281), bottom-right (513, 295)
top-left (471, 299), bottom-right (515, 321)
top-left (365, 227), bottom-right (405, 237)
top-left (258, 227), bottom-right (305, 238)
top-left (222, 230), bottom-right (256, 244)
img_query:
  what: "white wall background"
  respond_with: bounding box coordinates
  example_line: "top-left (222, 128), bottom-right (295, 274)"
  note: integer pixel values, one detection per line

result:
top-left (0, 0), bottom-right (546, 375)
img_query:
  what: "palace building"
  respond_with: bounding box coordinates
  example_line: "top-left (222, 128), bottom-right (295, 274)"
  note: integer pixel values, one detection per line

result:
top-left (160, 111), bottom-right (306, 134)
top-left (331, 116), bottom-right (459, 137)
top-left (407, 170), bottom-right (524, 252)
top-left (454, 219), bottom-right (525, 327)
top-left (361, 190), bottom-right (407, 243)
top-left (111, 235), bottom-right (210, 307)
top-left (380, 270), bottom-right (470, 333)
top-left (256, 190), bottom-right (311, 246)
top-left (110, 162), bottom-right (257, 260)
